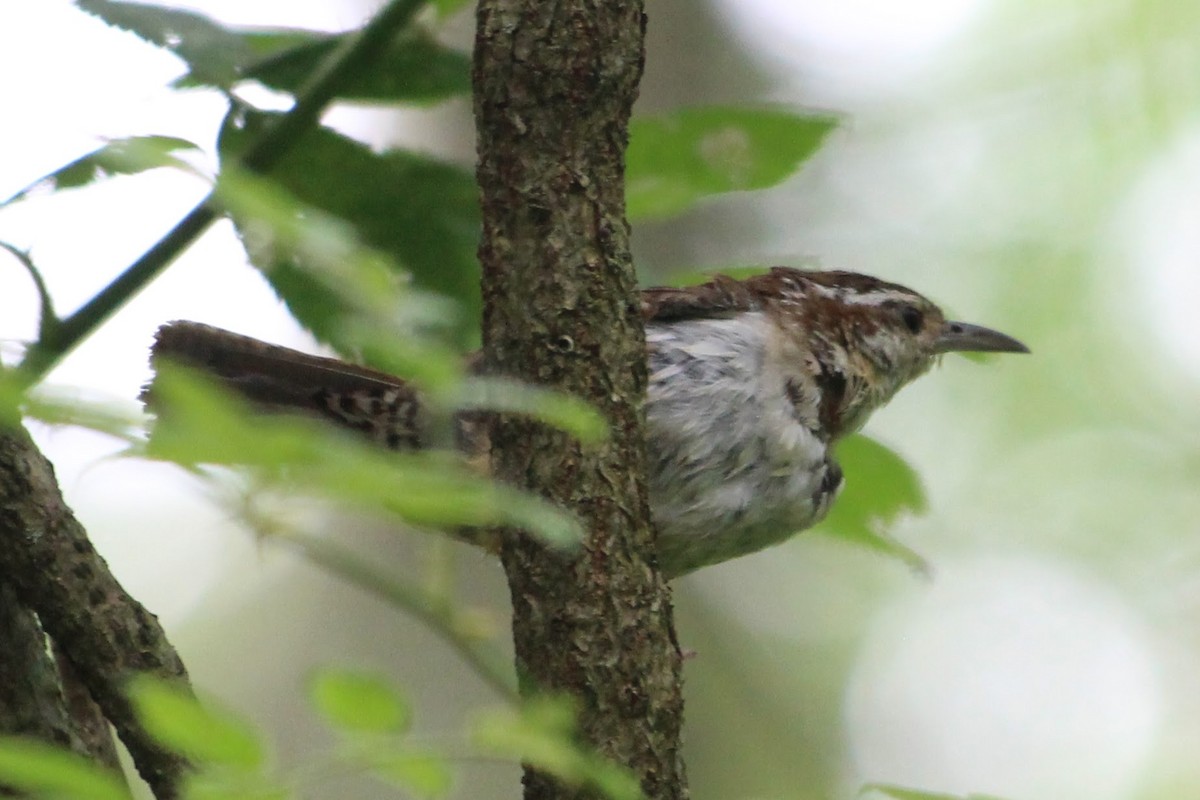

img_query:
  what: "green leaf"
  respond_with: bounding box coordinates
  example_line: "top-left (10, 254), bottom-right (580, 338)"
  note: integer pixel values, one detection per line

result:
top-left (218, 111), bottom-right (481, 348)
top-left (181, 775), bottom-right (291, 800)
top-left (473, 697), bottom-right (643, 800)
top-left (454, 377), bottom-right (609, 445)
top-left (626, 106), bottom-right (837, 220)
top-left (127, 675), bottom-right (265, 769)
top-left (862, 787), bottom-right (960, 800)
top-left (244, 28), bottom-right (471, 104)
top-left (1, 136), bottom-right (201, 207)
top-left (860, 785), bottom-right (1013, 800)
top-left (297, 447), bottom-right (583, 545)
top-left (210, 166), bottom-right (464, 389)
top-left (24, 392), bottom-right (144, 443)
top-left (0, 738), bottom-right (130, 800)
top-left (77, 0), bottom-right (256, 86)
top-left (144, 367), bottom-right (583, 546)
top-left (473, 699), bottom-right (584, 782)
top-left (431, 0), bottom-right (475, 19)
top-left (310, 668), bottom-right (411, 734)
top-left (78, 0), bottom-right (470, 103)
top-left (816, 434), bottom-right (929, 571)
top-left (370, 750), bottom-right (454, 798)
top-left (0, 368), bottom-right (143, 441)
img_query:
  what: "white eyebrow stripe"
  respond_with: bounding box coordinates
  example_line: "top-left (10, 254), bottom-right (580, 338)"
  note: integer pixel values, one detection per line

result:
top-left (843, 289), bottom-right (918, 307)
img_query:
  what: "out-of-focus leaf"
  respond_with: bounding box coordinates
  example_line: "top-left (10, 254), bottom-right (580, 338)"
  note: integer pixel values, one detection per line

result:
top-left (455, 377), bottom-right (609, 445)
top-left (0, 370), bottom-right (23, 429)
top-left (431, 0), bottom-right (474, 19)
top-left (219, 111), bottom-right (481, 348)
top-left (127, 676), bottom-right (264, 769)
top-left (244, 28), bottom-right (470, 103)
top-left (862, 787), bottom-right (960, 800)
top-left (816, 434), bottom-right (929, 572)
top-left (1, 136), bottom-right (201, 207)
top-left (78, 0), bottom-right (470, 102)
top-left (0, 369), bottom-right (143, 441)
top-left (211, 166), bottom-right (463, 389)
top-left (473, 697), bottom-right (643, 800)
top-left (145, 367), bottom-right (583, 546)
top-left (25, 393), bottom-right (144, 443)
top-left (0, 738), bottom-right (130, 800)
top-left (370, 750), bottom-right (454, 799)
top-left (861, 784), bottom-right (1012, 800)
top-left (76, 0), bottom-right (256, 86)
top-left (626, 107), bottom-right (837, 220)
top-left (181, 777), bottom-right (290, 800)
top-left (473, 699), bottom-right (584, 782)
top-left (310, 668), bottom-right (411, 734)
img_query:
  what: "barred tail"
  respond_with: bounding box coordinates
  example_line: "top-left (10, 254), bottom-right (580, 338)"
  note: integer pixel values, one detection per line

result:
top-left (143, 321), bottom-right (422, 449)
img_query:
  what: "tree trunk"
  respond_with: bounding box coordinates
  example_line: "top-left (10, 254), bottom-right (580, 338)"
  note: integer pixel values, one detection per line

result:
top-left (473, 2), bottom-right (688, 799)
top-left (0, 426), bottom-right (189, 798)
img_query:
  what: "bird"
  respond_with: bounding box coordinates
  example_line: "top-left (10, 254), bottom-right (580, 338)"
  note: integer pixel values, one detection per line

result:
top-left (144, 267), bottom-right (1028, 577)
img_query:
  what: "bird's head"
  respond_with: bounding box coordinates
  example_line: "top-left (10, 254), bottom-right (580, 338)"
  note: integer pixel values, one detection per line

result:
top-left (759, 268), bottom-right (1030, 438)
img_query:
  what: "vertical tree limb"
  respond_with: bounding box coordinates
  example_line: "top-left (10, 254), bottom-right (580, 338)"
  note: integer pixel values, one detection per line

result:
top-left (473, 3), bottom-right (688, 799)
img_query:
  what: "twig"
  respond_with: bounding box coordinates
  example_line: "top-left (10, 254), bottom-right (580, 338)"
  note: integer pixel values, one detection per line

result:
top-left (15, 0), bottom-right (429, 385)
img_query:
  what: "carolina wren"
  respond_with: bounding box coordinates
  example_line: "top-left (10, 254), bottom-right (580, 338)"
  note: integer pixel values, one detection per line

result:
top-left (145, 267), bottom-right (1028, 577)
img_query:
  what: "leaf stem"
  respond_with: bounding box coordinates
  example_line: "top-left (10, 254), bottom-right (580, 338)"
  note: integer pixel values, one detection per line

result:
top-left (283, 531), bottom-right (519, 702)
top-left (15, 0), bottom-right (429, 385)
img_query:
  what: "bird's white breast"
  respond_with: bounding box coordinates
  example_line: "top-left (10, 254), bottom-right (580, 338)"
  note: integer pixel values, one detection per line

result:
top-left (645, 312), bottom-right (840, 576)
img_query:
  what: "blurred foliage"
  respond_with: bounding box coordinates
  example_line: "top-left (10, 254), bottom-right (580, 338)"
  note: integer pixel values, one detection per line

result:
top-left (143, 364), bottom-right (584, 544)
top-left (472, 696), bottom-right (644, 800)
top-left (78, 0), bottom-right (470, 101)
top-left (217, 111), bottom-right (482, 349)
top-left (0, 0), bottom-right (990, 798)
top-left (626, 107), bottom-right (837, 220)
top-left (0, 673), bottom-right (637, 800)
top-left (0, 738), bottom-right (131, 800)
top-left (861, 786), bottom-right (1011, 800)
top-left (660, 1), bottom-right (1200, 799)
top-left (816, 435), bottom-right (928, 572)
top-left (310, 668), bottom-right (414, 734)
top-left (210, 163), bottom-right (469, 380)
top-left (0, 136), bottom-right (202, 208)
top-left (0, 674), bottom-right (647, 799)
top-left (129, 677), bottom-right (266, 771)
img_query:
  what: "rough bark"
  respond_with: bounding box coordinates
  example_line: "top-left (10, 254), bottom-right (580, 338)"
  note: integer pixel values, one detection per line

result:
top-left (0, 425), bottom-right (190, 799)
top-left (0, 585), bottom-right (84, 751)
top-left (54, 640), bottom-right (123, 772)
top-left (473, 3), bottom-right (687, 800)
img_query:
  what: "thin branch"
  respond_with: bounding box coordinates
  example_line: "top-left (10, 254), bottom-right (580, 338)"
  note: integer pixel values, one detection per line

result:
top-left (15, 0), bottom-right (429, 385)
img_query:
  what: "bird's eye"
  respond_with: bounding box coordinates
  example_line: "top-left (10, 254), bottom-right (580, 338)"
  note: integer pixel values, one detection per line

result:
top-left (900, 306), bottom-right (924, 334)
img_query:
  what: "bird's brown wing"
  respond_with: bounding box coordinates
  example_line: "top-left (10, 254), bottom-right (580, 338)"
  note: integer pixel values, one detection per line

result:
top-left (639, 274), bottom-right (764, 323)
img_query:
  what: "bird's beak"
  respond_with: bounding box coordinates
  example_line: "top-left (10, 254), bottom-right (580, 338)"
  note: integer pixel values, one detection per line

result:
top-left (934, 321), bottom-right (1030, 354)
